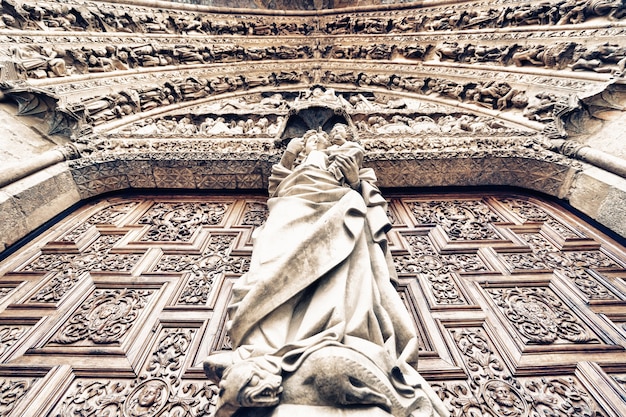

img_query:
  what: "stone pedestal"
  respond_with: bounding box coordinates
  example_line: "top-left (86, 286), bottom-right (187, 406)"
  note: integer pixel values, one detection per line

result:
top-left (269, 404), bottom-right (393, 416)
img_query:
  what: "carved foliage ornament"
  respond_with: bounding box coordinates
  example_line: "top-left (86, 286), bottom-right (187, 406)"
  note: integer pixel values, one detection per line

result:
top-left (441, 328), bottom-right (602, 417)
top-left (50, 288), bottom-right (153, 345)
top-left (409, 200), bottom-right (503, 241)
top-left (55, 327), bottom-right (217, 417)
top-left (0, 378), bottom-right (37, 416)
top-left (154, 234), bottom-right (250, 306)
top-left (138, 202), bottom-right (230, 242)
top-left (486, 287), bottom-right (596, 344)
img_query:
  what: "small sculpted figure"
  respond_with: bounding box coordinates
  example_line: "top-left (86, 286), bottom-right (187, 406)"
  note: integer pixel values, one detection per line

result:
top-left (205, 124), bottom-right (449, 417)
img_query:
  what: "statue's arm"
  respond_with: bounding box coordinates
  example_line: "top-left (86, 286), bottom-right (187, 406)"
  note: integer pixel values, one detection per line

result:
top-left (334, 153), bottom-right (361, 190)
top-left (280, 137), bottom-right (305, 170)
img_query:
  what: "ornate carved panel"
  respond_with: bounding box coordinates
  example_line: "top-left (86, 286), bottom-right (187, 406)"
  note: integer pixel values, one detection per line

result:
top-left (0, 191), bottom-right (625, 416)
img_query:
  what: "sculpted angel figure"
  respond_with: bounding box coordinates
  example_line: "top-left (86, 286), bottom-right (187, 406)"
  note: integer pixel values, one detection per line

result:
top-left (205, 124), bottom-right (449, 417)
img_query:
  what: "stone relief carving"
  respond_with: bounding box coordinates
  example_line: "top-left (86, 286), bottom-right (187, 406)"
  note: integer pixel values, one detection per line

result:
top-left (1, 58), bottom-right (605, 141)
top-left (1, 32), bottom-right (623, 85)
top-left (114, 89), bottom-right (532, 141)
top-left (203, 126), bottom-right (449, 416)
top-left (319, 0), bottom-right (625, 35)
top-left (0, 0), bottom-right (623, 38)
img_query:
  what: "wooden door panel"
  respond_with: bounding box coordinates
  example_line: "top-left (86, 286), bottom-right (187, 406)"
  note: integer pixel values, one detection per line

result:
top-left (0, 192), bottom-right (624, 416)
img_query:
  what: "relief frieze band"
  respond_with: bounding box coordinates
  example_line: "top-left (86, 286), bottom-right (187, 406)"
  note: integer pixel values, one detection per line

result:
top-left (0, 0), bottom-right (623, 36)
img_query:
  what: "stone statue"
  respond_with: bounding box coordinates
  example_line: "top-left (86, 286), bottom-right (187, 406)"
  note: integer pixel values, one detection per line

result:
top-left (204, 124), bottom-right (449, 417)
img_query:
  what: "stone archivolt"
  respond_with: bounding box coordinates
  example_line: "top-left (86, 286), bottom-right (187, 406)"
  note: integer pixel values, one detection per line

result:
top-left (0, 0), bottom-right (623, 143)
top-left (0, 0), bottom-right (624, 244)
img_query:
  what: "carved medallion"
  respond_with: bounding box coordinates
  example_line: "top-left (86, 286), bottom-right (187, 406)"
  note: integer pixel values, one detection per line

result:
top-left (486, 287), bottom-right (596, 344)
top-left (50, 289), bottom-right (153, 345)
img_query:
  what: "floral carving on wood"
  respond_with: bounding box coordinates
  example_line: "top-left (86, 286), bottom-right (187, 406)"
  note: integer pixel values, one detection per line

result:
top-left (153, 234), bottom-right (249, 305)
top-left (500, 198), bottom-right (580, 239)
top-left (50, 289), bottom-right (153, 345)
top-left (501, 235), bottom-right (623, 301)
top-left (143, 328), bottom-right (195, 382)
top-left (408, 200), bottom-right (504, 240)
top-left (240, 202), bottom-right (268, 227)
top-left (393, 234), bottom-right (486, 305)
top-left (444, 327), bottom-right (603, 417)
top-left (59, 201), bottom-right (139, 242)
top-left (28, 271), bottom-right (82, 304)
top-left (54, 327), bottom-right (217, 417)
top-left (21, 234), bottom-right (142, 274)
top-left (0, 326), bottom-right (29, 357)
top-left (0, 378), bottom-right (37, 416)
top-left (138, 202), bottom-right (231, 242)
top-left (486, 287), bottom-right (596, 344)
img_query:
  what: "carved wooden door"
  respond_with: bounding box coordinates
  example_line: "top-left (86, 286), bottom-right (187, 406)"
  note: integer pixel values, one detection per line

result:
top-left (0, 191), bottom-right (625, 416)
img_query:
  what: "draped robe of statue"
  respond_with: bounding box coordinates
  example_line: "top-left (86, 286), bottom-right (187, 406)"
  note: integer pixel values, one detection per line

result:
top-left (209, 141), bottom-right (448, 417)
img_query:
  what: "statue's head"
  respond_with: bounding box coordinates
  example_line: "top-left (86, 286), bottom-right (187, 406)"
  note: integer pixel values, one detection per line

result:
top-left (329, 123), bottom-right (354, 146)
top-left (303, 129), bottom-right (331, 154)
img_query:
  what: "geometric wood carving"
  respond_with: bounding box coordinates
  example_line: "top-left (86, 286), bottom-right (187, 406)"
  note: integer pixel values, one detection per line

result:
top-left (0, 192), bottom-right (624, 416)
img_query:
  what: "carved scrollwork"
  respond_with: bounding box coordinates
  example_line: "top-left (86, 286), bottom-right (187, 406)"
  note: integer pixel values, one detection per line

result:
top-left (486, 287), bottom-right (596, 344)
top-left (500, 198), bottom-right (580, 239)
top-left (393, 234), bottom-right (471, 305)
top-left (0, 325), bottom-right (28, 357)
top-left (21, 234), bottom-right (142, 274)
top-left (409, 200), bottom-right (503, 241)
top-left (0, 378), bottom-right (37, 416)
top-left (240, 202), bottom-right (269, 227)
top-left (144, 328), bottom-right (195, 381)
top-left (138, 202), bottom-right (231, 242)
top-left (55, 327), bottom-right (216, 417)
top-left (29, 271), bottom-right (81, 304)
top-left (509, 233), bottom-right (620, 301)
top-left (449, 327), bottom-right (604, 416)
top-left (59, 201), bottom-right (139, 242)
top-left (154, 234), bottom-right (243, 305)
top-left (50, 288), bottom-right (153, 345)
top-left (524, 377), bottom-right (597, 417)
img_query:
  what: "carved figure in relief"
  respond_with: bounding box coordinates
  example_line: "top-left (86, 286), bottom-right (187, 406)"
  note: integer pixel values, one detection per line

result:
top-left (124, 379), bottom-right (169, 417)
top-left (7, 45), bottom-right (68, 79)
top-left (204, 124), bottom-right (448, 417)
